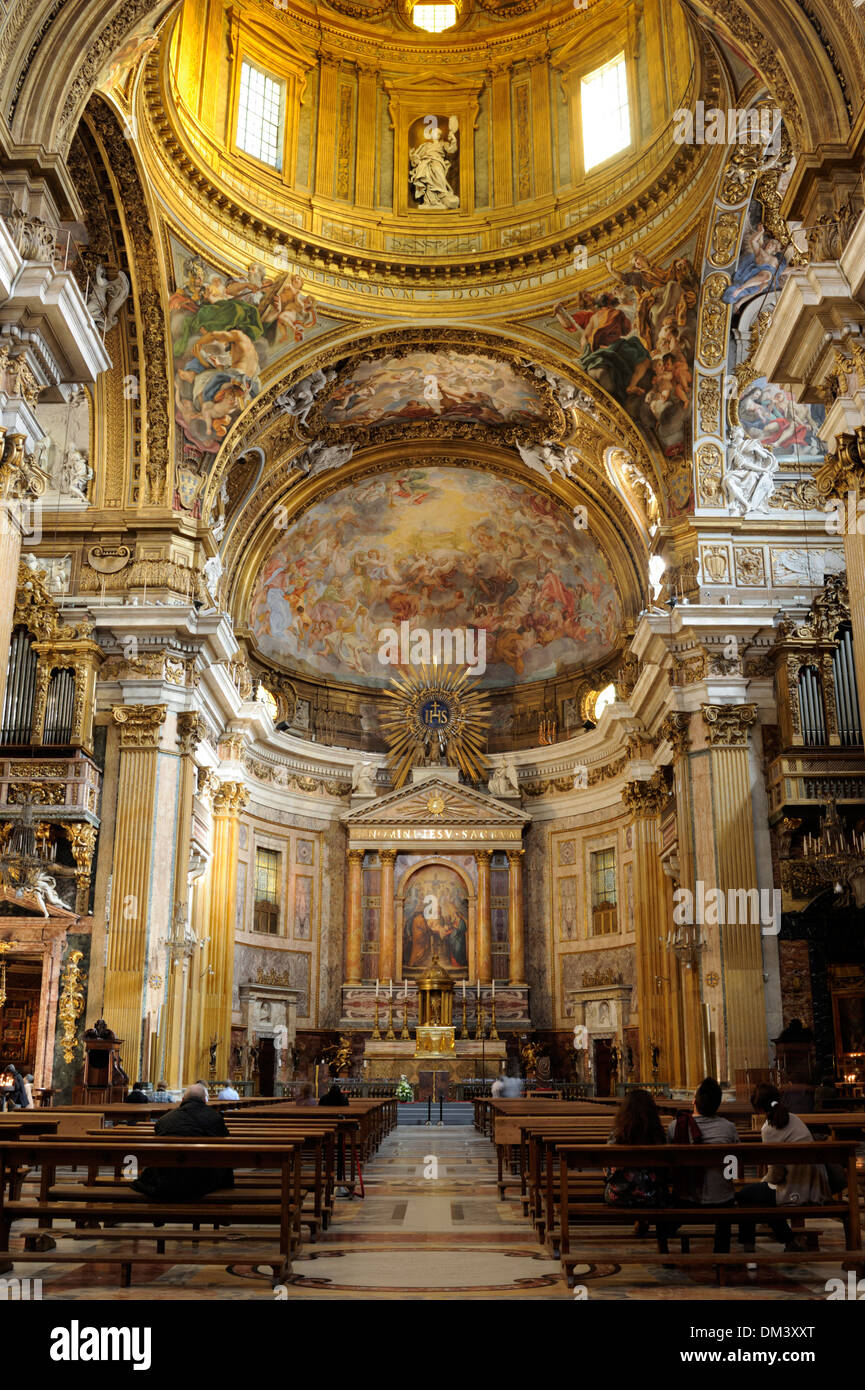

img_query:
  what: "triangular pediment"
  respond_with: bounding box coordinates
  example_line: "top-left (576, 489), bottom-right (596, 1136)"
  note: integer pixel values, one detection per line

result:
top-left (343, 776), bottom-right (529, 826)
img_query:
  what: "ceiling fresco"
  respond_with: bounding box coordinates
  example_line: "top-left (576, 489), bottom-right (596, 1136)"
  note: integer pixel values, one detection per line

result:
top-left (319, 350), bottom-right (548, 430)
top-left (248, 465), bottom-right (623, 688)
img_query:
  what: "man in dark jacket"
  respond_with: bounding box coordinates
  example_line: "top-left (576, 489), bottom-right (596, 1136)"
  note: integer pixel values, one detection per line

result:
top-left (132, 1083), bottom-right (234, 1200)
top-left (319, 1081), bottom-right (348, 1106)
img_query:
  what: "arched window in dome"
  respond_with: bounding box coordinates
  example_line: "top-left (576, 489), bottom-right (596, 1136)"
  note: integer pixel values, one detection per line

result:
top-left (581, 52), bottom-right (630, 171)
top-left (236, 60), bottom-right (284, 170)
top-left (411, 1), bottom-right (458, 31)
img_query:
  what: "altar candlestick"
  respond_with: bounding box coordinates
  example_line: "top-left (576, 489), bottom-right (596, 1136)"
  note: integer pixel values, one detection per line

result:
top-left (389, 978), bottom-right (393, 998)
top-left (477, 979), bottom-right (480, 999)
top-left (404, 979), bottom-right (408, 999)
top-left (491, 979), bottom-right (495, 1000)
top-left (375, 978), bottom-right (379, 998)
top-left (462, 980), bottom-right (466, 999)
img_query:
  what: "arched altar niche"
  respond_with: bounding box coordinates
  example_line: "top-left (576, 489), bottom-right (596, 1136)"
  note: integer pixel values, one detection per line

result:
top-left (396, 858), bottom-right (475, 981)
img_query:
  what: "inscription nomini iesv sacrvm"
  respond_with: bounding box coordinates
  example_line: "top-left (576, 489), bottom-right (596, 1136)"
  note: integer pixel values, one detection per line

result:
top-left (361, 827), bottom-right (521, 840)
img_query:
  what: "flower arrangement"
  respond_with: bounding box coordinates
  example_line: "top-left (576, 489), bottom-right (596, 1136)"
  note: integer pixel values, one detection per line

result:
top-left (395, 1074), bottom-right (414, 1102)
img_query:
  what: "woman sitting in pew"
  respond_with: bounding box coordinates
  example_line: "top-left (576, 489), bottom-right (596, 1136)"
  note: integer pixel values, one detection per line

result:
top-left (604, 1090), bottom-right (670, 1250)
top-left (736, 1083), bottom-right (830, 1255)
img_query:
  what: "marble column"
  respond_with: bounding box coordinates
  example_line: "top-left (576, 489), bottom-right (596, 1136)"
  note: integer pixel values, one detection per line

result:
top-left (345, 848), bottom-right (364, 985)
top-left (660, 710), bottom-right (707, 1088)
top-left (507, 848), bottom-right (526, 985)
top-left (201, 780), bottom-right (248, 1081)
top-left (378, 848), bottom-right (397, 981)
top-left (476, 849), bottom-right (492, 983)
top-left (700, 703), bottom-right (768, 1078)
top-left (162, 713), bottom-right (205, 1089)
top-left (622, 772), bottom-right (670, 1081)
top-left (102, 704), bottom-right (167, 1080)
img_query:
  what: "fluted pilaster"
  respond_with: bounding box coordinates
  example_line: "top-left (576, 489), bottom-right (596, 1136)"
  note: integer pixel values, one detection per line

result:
top-left (201, 780), bottom-right (248, 1080)
top-left (102, 704), bottom-right (167, 1078)
top-left (345, 848), bottom-right (364, 984)
top-left (622, 772), bottom-right (670, 1080)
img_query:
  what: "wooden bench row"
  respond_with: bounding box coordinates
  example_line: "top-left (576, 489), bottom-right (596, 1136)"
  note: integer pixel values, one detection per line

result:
top-left (0, 1098), bottom-right (395, 1288)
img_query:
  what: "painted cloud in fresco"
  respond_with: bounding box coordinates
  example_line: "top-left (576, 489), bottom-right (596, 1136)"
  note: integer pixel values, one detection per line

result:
top-left (248, 466), bottom-right (622, 688)
top-left (320, 350), bottom-right (547, 429)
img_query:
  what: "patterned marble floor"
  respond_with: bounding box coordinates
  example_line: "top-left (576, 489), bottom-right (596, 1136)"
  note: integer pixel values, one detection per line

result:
top-left (9, 1127), bottom-right (854, 1301)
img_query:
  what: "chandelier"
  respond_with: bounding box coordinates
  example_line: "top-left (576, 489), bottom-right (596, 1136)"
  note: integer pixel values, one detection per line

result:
top-left (663, 923), bottom-right (707, 969)
top-left (800, 800), bottom-right (865, 901)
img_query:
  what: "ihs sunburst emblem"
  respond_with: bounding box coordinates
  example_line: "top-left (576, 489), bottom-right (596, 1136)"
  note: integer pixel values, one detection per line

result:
top-left (381, 665), bottom-right (491, 788)
top-left (426, 792), bottom-right (446, 820)
top-left (705, 971), bottom-right (720, 988)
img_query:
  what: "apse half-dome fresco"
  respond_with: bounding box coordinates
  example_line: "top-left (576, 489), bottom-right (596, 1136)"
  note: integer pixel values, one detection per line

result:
top-left (249, 466), bottom-right (622, 687)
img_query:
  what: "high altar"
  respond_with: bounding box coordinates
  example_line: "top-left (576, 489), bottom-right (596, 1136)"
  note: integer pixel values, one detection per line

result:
top-left (341, 767), bottom-right (528, 1081)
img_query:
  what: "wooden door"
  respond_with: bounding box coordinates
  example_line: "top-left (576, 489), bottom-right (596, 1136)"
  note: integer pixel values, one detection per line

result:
top-left (594, 1037), bottom-right (612, 1097)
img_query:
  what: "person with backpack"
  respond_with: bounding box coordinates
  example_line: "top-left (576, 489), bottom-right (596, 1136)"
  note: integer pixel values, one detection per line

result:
top-left (666, 1076), bottom-right (738, 1253)
top-left (604, 1090), bottom-right (670, 1250)
top-left (736, 1083), bottom-right (830, 1254)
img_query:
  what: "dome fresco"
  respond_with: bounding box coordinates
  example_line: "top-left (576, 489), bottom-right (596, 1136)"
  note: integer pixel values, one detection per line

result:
top-left (249, 465), bottom-right (623, 687)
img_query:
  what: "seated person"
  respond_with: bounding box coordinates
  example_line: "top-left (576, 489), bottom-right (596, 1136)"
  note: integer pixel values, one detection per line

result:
top-left (132, 1083), bottom-right (234, 1200)
top-left (217, 1080), bottom-right (239, 1101)
top-left (605, 1089), bottom-right (669, 1250)
top-left (666, 1076), bottom-right (738, 1253)
top-left (319, 1080), bottom-right (348, 1107)
top-left (814, 1075), bottom-right (839, 1111)
top-left (153, 1081), bottom-right (173, 1103)
top-left (737, 1082), bottom-right (829, 1254)
top-left (122, 1081), bottom-right (149, 1123)
top-left (296, 1082), bottom-right (318, 1106)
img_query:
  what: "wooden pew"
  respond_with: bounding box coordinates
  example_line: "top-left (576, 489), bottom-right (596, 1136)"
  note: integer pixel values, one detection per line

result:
top-left (555, 1140), bottom-right (864, 1286)
top-left (0, 1137), bottom-right (302, 1287)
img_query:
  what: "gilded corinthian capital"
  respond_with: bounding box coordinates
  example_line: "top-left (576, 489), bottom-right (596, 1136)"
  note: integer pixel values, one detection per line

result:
top-left (112, 703), bottom-right (167, 748)
top-left (660, 711), bottom-right (692, 757)
top-left (815, 425), bottom-right (865, 501)
top-left (700, 702), bottom-right (758, 746)
top-left (212, 780), bottom-right (249, 816)
top-left (177, 711), bottom-right (208, 757)
top-left (621, 770), bottom-right (668, 818)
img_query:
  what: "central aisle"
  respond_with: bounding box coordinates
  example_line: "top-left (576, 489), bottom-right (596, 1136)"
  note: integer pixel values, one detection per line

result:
top-left (285, 1126), bottom-right (568, 1300)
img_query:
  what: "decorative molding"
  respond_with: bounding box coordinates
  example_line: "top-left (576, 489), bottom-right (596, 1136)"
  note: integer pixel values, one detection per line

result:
top-left (58, 948), bottom-right (87, 1065)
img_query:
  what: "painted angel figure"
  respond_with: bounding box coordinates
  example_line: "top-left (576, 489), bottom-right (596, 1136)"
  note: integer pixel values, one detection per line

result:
top-left (409, 118), bottom-right (459, 209)
top-left (723, 424), bottom-right (776, 515)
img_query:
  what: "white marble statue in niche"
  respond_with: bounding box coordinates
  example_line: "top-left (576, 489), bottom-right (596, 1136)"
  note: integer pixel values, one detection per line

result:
top-left (409, 117), bottom-right (459, 210)
top-left (723, 424), bottom-right (776, 515)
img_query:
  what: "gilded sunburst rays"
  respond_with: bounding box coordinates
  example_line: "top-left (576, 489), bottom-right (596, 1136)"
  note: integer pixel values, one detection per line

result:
top-left (381, 665), bottom-right (491, 788)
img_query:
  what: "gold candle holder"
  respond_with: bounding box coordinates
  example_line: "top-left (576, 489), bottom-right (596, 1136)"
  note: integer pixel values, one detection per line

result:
top-left (489, 1000), bottom-right (499, 1040)
top-left (400, 995), bottom-right (410, 1039)
top-left (386, 997), bottom-right (396, 1040)
top-left (460, 995), bottom-right (469, 1039)
top-left (474, 1000), bottom-right (484, 1041)
top-left (372, 996), bottom-right (382, 1040)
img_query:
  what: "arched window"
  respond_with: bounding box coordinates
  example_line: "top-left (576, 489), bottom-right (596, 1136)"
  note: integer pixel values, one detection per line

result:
top-left (797, 664), bottom-right (826, 746)
top-left (832, 622), bottom-right (862, 746)
top-left (0, 626), bottom-right (38, 744)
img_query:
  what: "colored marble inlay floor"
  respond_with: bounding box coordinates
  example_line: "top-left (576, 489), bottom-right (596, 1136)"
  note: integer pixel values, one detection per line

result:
top-left (7, 1127), bottom-right (857, 1301)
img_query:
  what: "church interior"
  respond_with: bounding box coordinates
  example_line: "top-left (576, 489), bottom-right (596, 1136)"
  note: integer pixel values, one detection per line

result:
top-left (1, 0), bottom-right (865, 1320)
